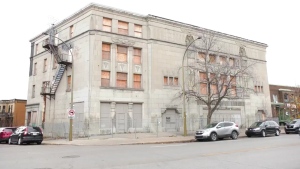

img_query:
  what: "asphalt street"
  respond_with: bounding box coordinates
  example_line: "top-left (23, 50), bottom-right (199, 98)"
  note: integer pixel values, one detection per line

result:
top-left (1, 134), bottom-right (300, 169)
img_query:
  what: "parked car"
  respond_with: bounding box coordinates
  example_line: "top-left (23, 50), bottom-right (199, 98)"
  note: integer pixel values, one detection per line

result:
top-left (195, 121), bottom-right (239, 141)
top-left (0, 127), bottom-right (17, 143)
top-left (285, 119), bottom-right (300, 134)
top-left (245, 120), bottom-right (280, 137)
top-left (9, 126), bottom-right (43, 145)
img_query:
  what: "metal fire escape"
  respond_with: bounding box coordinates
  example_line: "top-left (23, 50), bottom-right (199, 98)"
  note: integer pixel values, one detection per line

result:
top-left (40, 26), bottom-right (72, 99)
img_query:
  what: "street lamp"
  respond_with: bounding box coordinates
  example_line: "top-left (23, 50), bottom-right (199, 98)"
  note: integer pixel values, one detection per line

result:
top-left (182, 36), bottom-right (201, 136)
top-left (43, 32), bottom-right (74, 141)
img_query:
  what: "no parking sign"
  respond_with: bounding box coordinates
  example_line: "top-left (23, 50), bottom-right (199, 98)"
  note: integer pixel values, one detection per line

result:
top-left (68, 109), bottom-right (75, 118)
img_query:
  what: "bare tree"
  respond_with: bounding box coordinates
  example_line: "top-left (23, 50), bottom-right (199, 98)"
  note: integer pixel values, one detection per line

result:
top-left (182, 31), bottom-right (257, 124)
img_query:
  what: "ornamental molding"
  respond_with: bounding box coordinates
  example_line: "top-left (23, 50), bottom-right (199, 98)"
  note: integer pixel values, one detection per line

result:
top-left (112, 37), bottom-right (135, 46)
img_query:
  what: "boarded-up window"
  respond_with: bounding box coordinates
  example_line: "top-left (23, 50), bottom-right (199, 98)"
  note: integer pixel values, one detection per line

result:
top-left (221, 75), bottom-right (227, 83)
top-left (116, 73), bottom-right (127, 88)
top-left (200, 83), bottom-right (207, 95)
top-left (229, 58), bottom-right (235, 66)
top-left (220, 56), bottom-right (226, 65)
top-left (117, 46), bottom-right (127, 62)
top-left (164, 76), bottom-right (168, 85)
top-left (199, 72), bottom-right (207, 82)
top-left (118, 21), bottom-right (128, 35)
top-left (133, 74), bottom-right (141, 89)
top-left (35, 43), bottom-right (39, 55)
top-left (134, 24), bottom-right (142, 37)
top-left (103, 18), bottom-right (112, 32)
top-left (210, 73), bottom-right (216, 83)
top-left (198, 52), bottom-right (205, 62)
top-left (209, 55), bottom-right (216, 63)
top-left (231, 86), bottom-right (237, 96)
top-left (230, 76), bottom-right (236, 86)
top-left (32, 85), bottom-right (35, 98)
top-left (221, 85), bottom-right (227, 95)
top-left (101, 71), bottom-right (110, 87)
top-left (102, 43), bottom-right (111, 60)
top-left (43, 59), bottom-right (47, 72)
top-left (33, 62), bottom-right (37, 75)
top-left (69, 25), bottom-right (74, 38)
top-left (133, 48), bottom-right (141, 64)
top-left (67, 75), bottom-right (72, 91)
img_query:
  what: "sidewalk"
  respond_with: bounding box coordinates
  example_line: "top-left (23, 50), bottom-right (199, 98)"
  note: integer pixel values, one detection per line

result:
top-left (43, 128), bottom-right (255, 146)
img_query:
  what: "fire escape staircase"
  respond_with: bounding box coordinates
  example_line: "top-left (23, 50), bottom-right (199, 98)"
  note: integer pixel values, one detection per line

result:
top-left (40, 38), bottom-right (72, 99)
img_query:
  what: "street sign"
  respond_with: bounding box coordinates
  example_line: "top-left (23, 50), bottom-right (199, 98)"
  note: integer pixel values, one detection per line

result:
top-left (68, 109), bottom-right (75, 118)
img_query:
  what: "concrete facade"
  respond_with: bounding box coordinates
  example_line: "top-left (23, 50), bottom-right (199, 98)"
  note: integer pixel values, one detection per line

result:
top-left (27, 3), bottom-right (271, 137)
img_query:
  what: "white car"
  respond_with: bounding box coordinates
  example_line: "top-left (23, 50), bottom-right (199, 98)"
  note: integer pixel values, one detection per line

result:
top-left (195, 121), bottom-right (240, 141)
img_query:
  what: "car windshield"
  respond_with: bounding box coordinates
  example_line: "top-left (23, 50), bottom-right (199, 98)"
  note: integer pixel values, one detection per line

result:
top-left (204, 123), bottom-right (218, 129)
top-left (290, 120), bottom-right (298, 124)
top-left (250, 122), bottom-right (264, 128)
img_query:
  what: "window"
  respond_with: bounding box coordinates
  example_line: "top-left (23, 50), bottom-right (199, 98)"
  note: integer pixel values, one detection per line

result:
top-left (219, 56), bottom-right (226, 65)
top-left (117, 46), bottom-right (127, 62)
top-left (43, 58), bottom-right (47, 72)
top-left (134, 24), bottom-right (142, 37)
top-left (67, 75), bottom-right (71, 91)
top-left (53, 58), bottom-right (57, 69)
top-left (133, 48), bottom-right (141, 64)
top-left (32, 85), bottom-right (35, 98)
top-left (103, 18), bottom-right (112, 32)
top-left (230, 76), bottom-right (236, 86)
top-left (199, 72), bottom-right (207, 95)
top-left (116, 73), bottom-right (127, 88)
top-left (229, 58), bottom-right (235, 67)
top-left (35, 43), bottom-right (39, 55)
top-left (69, 25), bottom-right (74, 38)
top-left (198, 52), bottom-right (205, 62)
top-left (163, 76), bottom-right (178, 86)
top-left (133, 74), bottom-right (141, 89)
top-left (102, 43), bottom-right (111, 60)
top-left (101, 71), bottom-right (110, 87)
top-left (209, 55), bottom-right (216, 64)
top-left (33, 62), bottom-right (37, 75)
top-left (118, 21), bottom-right (128, 35)
top-left (211, 84), bottom-right (218, 94)
top-left (231, 86), bottom-right (237, 96)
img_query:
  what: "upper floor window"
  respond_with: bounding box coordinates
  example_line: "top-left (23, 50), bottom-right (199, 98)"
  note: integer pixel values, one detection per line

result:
top-left (198, 52), bottom-right (205, 62)
top-left (101, 71), bottom-right (110, 87)
top-left (229, 58), bottom-right (235, 67)
top-left (43, 59), bottom-right (47, 72)
top-left (209, 55), bottom-right (216, 64)
top-left (33, 62), bottom-right (37, 76)
top-left (118, 21), bottom-right (128, 35)
top-left (69, 25), bottom-right (74, 38)
top-left (117, 46), bottom-right (127, 62)
top-left (116, 72), bottom-right (127, 88)
top-left (102, 43), bottom-right (111, 60)
top-left (103, 18), bottom-right (112, 32)
top-left (133, 74), bottom-right (142, 89)
top-left (32, 85), bottom-right (35, 98)
top-left (133, 48), bottom-right (141, 64)
top-left (219, 56), bottom-right (226, 65)
top-left (35, 43), bottom-right (39, 55)
top-left (53, 58), bottom-right (57, 69)
top-left (134, 24), bottom-right (142, 37)
top-left (67, 75), bottom-right (72, 91)
top-left (164, 76), bottom-right (178, 86)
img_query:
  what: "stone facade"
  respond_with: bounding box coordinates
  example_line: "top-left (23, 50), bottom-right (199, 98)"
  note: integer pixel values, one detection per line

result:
top-left (27, 3), bottom-right (271, 137)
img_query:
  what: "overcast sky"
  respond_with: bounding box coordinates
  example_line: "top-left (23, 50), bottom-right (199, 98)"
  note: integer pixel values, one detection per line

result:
top-left (0, 0), bottom-right (299, 100)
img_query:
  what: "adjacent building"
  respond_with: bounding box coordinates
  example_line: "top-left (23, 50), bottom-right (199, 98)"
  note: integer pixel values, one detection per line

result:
top-left (0, 99), bottom-right (26, 127)
top-left (26, 3), bottom-right (271, 137)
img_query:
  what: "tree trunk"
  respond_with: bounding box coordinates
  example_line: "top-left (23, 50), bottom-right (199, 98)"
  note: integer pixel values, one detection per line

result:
top-left (207, 106), bottom-right (212, 125)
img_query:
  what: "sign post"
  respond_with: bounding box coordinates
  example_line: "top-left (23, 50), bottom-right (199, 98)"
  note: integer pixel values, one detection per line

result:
top-left (68, 109), bottom-right (75, 141)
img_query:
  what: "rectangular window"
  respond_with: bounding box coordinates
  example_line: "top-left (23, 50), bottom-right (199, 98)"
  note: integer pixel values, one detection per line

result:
top-left (117, 46), bottom-right (127, 62)
top-left (35, 43), bottom-right (39, 55)
top-left (164, 76), bottom-right (178, 86)
top-left (116, 73), bottom-right (127, 88)
top-left (67, 75), bottom-right (71, 91)
top-left (53, 58), bottom-right (57, 69)
top-left (101, 71), bottom-right (110, 87)
top-left (230, 76), bottom-right (236, 86)
top-left (199, 72), bottom-right (207, 82)
top-left (198, 53), bottom-right (205, 62)
top-left (33, 62), bottom-right (37, 75)
top-left (229, 58), bottom-right (235, 67)
top-left (219, 56), bottom-right (226, 65)
top-left (209, 55), bottom-right (216, 63)
top-left (200, 83), bottom-right (207, 95)
top-left (133, 74), bottom-right (141, 89)
top-left (69, 25), bottom-right (74, 38)
top-left (164, 77), bottom-right (168, 85)
top-left (32, 85), bottom-right (35, 98)
top-left (118, 21), bottom-right (128, 35)
top-left (211, 84), bottom-right (218, 94)
top-left (43, 58), bottom-right (47, 72)
top-left (231, 86), bottom-right (237, 96)
top-left (102, 43), bottom-right (111, 60)
top-left (174, 77), bottom-right (178, 86)
top-left (103, 18), bottom-right (112, 32)
top-left (134, 24), bottom-right (142, 37)
top-left (133, 48), bottom-right (141, 64)
top-left (221, 75), bottom-right (227, 83)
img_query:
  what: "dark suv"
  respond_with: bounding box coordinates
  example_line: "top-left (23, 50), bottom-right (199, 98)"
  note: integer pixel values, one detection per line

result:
top-left (9, 126), bottom-right (43, 145)
top-left (245, 120), bottom-right (280, 137)
top-left (285, 119), bottom-right (300, 134)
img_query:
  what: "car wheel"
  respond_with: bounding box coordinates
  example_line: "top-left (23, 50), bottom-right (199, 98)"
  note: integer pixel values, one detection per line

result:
top-left (246, 134), bottom-right (251, 137)
top-left (18, 138), bottom-right (23, 145)
top-left (210, 132), bottom-right (218, 141)
top-left (231, 131), bottom-right (238, 140)
top-left (261, 130), bottom-right (266, 137)
top-left (275, 129), bottom-right (280, 136)
top-left (37, 142), bottom-right (42, 145)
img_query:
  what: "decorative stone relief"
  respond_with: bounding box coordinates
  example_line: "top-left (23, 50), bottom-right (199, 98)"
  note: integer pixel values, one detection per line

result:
top-left (112, 37), bottom-right (135, 46)
top-left (102, 61), bottom-right (110, 70)
top-left (134, 65), bottom-right (141, 74)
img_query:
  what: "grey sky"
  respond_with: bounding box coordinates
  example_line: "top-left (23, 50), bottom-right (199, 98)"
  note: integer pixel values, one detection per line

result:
top-left (0, 0), bottom-right (298, 100)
